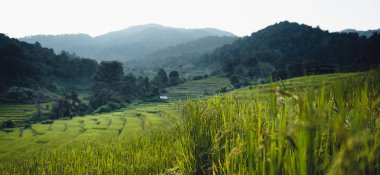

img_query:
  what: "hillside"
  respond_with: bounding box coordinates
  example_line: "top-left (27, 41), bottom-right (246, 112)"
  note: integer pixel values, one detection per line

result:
top-left (125, 36), bottom-right (236, 71)
top-left (1, 70), bottom-right (379, 174)
top-left (20, 24), bottom-right (235, 61)
top-left (0, 34), bottom-right (98, 103)
top-left (200, 21), bottom-right (380, 83)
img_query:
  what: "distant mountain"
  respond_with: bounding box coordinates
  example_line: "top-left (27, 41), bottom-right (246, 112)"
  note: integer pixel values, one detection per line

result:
top-left (20, 24), bottom-right (235, 61)
top-left (341, 29), bottom-right (380, 38)
top-left (128, 36), bottom-right (237, 70)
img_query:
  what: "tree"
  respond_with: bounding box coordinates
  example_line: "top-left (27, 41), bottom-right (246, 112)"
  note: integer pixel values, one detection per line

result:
top-left (168, 70), bottom-right (180, 86)
top-left (91, 61), bottom-right (124, 108)
top-left (93, 61), bottom-right (124, 91)
top-left (51, 92), bottom-right (89, 119)
top-left (230, 75), bottom-right (241, 88)
top-left (34, 92), bottom-right (42, 119)
top-left (222, 62), bottom-right (234, 76)
top-left (152, 68), bottom-right (168, 89)
top-left (136, 76), bottom-right (150, 98)
top-left (121, 73), bottom-right (137, 102)
top-left (51, 95), bottom-right (71, 119)
top-left (90, 88), bottom-right (112, 109)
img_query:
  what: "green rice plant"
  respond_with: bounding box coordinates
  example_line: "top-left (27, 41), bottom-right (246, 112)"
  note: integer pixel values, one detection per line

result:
top-left (176, 69), bottom-right (380, 174)
top-left (63, 123), bottom-right (68, 132)
top-left (19, 127), bottom-right (23, 137)
top-left (2, 129), bottom-right (178, 175)
top-left (1, 71), bottom-right (379, 174)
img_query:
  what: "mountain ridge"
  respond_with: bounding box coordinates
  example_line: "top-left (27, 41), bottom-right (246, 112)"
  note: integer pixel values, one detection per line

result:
top-left (341, 28), bottom-right (380, 37)
top-left (20, 24), bottom-right (235, 61)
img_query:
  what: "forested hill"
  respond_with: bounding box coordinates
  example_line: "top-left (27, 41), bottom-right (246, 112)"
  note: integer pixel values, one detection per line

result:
top-left (127, 36), bottom-right (237, 70)
top-left (200, 21), bottom-right (380, 85)
top-left (0, 34), bottom-right (98, 102)
top-left (20, 24), bottom-right (235, 61)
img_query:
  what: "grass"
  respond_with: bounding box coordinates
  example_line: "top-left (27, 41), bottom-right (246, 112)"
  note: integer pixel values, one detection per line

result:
top-left (0, 70), bottom-right (379, 174)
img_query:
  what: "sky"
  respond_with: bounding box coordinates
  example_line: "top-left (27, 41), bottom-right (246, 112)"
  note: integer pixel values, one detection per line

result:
top-left (1, 0), bottom-right (380, 37)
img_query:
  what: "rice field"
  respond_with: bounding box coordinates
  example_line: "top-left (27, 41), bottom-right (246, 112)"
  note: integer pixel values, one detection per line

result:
top-left (0, 70), bottom-right (379, 174)
top-left (0, 102), bottom-right (178, 174)
top-left (176, 70), bottom-right (380, 174)
top-left (165, 76), bottom-right (231, 100)
top-left (0, 103), bottom-right (50, 123)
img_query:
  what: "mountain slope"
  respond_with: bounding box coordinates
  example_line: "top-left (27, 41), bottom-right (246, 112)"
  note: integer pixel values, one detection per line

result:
top-left (129, 36), bottom-right (236, 70)
top-left (200, 21), bottom-right (380, 82)
top-left (0, 34), bottom-right (98, 102)
top-left (20, 24), bottom-right (235, 61)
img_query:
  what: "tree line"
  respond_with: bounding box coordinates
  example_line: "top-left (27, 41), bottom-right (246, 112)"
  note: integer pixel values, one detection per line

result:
top-left (51, 61), bottom-right (183, 118)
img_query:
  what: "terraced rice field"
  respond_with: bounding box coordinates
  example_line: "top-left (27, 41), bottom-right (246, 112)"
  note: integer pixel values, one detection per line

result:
top-left (165, 76), bottom-right (231, 100)
top-left (0, 103), bottom-right (50, 123)
top-left (0, 102), bottom-right (176, 163)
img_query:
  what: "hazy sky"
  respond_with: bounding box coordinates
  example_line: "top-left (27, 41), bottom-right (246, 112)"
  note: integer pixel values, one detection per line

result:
top-left (1, 0), bottom-right (379, 37)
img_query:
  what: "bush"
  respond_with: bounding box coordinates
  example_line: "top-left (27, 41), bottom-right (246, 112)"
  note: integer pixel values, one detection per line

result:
top-left (93, 105), bottom-right (112, 114)
top-left (230, 75), bottom-right (241, 88)
top-left (92, 96), bottom-right (127, 114)
top-left (0, 120), bottom-right (15, 128)
top-left (41, 120), bottom-right (54, 124)
top-left (143, 97), bottom-right (161, 102)
top-left (30, 112), bottom-right (51, 122)
top-left (217, 87), bottom-right (230, 93)
top-left (107, 102), bottom-right (122, 109)
top-left (192, 75), bottom-right (204, 81)
top-left (5, 86), bottom-right (34, 102)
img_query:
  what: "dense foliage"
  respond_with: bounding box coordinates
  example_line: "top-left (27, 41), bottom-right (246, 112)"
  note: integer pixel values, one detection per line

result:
top-left (202, 21), bottom-right (380, 83)
top-left (90, 61), bottom-right (180, 112)
top-left (0, 34), bottom-right (98, 102)
top-left (51, 92), bottom-right (90, 119)
top-left (129, 36), bottom-right (236, 70)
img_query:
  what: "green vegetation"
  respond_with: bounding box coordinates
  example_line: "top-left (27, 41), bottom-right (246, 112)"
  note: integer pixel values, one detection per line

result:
top-left (0, 103), bottom-right (50, 123)
top-left (0, 34), bottom-right (98, 103)
top-left (164, 76), bottom-right (231, 100)
top-left (0, 102), bottom-right (178, 174)
top-left (176, 69), bottom-right (380, 174)
top-left (1, 69), bottom-right (378, 174)
top-left (1, 22), bottom-right (380, 175)
top-left (133, 36), bottom-right (236, 71)
top-left (201, 21), bottom-right (380, 84)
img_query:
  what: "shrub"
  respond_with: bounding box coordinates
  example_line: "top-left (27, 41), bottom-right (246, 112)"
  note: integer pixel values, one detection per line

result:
top-left (5, 86), bottom-right (34, 102)
top-left (0, 120), bottom-right (15, 128)
top-left (93, 105), bottom-right (112, 114)
top-left (192, 75), bottom-right (204, 81)
top-left (41, 120), bottom-right (54, 124)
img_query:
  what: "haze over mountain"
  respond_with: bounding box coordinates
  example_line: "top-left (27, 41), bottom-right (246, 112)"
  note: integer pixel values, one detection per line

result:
top-left (341, 28), bottom-right (380, 38)
top-left (126, 36), bottom-right (237, 70)
top-left (20, 24), bottom-right (235, 62)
